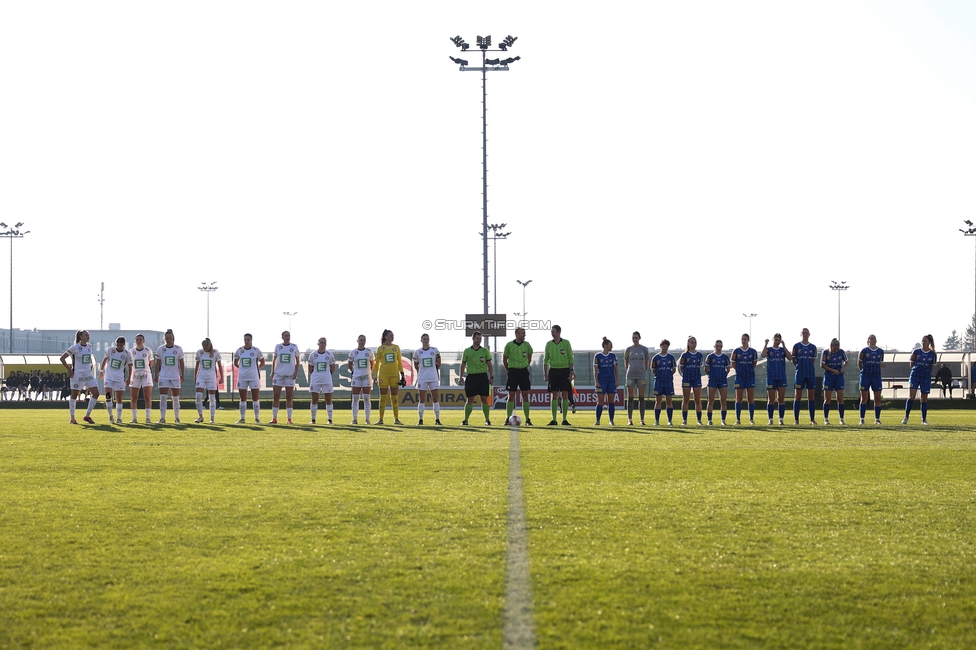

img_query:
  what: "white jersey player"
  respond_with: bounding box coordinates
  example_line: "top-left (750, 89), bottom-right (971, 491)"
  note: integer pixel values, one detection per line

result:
top-left (271, 331), bottom-right (301, 424)
top-left (347, 334), bottom-right (374, 424)
top-left (154, 329), bottom-right (185, 424)
top-left (100, 336), bottom-right (130, 423)
top-left (234, 333), bottom-right (265, 423)
top-left (413, 333), bottom-right (442, 425)
top-left (59, 329), bottom-right (101, 424)
top-left (129, 334), bottom-right (154, 423)
top-left (307, 337), bottom-right (337, 424)
top-left (194, 338), bottom-right (223, 423)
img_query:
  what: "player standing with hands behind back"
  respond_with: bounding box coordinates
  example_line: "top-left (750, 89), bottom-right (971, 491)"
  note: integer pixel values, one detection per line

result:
top-left (544, 325), bottom-right (574, 426)
top-left (234, 333), bottom-right (265, 424)
top-left (271, 330), bottom-right (300, 425)
top-left (60, 329), bottom-right (100, 424)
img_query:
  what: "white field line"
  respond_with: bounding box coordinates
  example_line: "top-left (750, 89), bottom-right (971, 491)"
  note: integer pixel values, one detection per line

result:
top-left (503, 426), bottom-right (536, 649)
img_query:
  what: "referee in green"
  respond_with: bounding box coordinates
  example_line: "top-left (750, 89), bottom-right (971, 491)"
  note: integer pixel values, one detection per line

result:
top-left (459, 331), bottom-right (494, 426)
top-left (544, 324), bottom-right (574, 425)
top-left (503, 327), bottom-right (534, 425)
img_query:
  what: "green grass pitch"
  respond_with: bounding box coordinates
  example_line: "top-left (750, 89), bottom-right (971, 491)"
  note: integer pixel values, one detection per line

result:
top-left (2, 408), bottom-right (975, 648)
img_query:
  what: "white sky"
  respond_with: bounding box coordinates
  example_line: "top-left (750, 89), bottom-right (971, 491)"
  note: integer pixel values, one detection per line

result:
top-left (1, 0), bottom-right (974, 354)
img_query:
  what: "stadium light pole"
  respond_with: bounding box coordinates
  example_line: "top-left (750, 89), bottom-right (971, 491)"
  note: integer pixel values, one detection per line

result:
top-left (743, 313), bottom-right (757, 341)
top-left (516, 279), bottom-right (532, 326)
top-left (283, 311), bottom-right (297, 333)
top-left (449, 34), bottom-right (520, 318)
top-left (961, 221), bottom-right (976, 396)
top-left (198, 282), bottom-right (219, 338)
top-left (0, 222), bottom-right (29, 353)
top-left (829, 281), bottom-right (849, 344)
top-left (96, 282), bottom-right (106, 331)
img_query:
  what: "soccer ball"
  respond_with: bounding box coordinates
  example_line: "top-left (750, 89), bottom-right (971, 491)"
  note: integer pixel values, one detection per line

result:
top-left (507, 414), bottom-right (522, 427)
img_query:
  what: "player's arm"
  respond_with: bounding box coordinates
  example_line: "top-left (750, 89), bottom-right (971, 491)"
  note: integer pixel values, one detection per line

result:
top-left (257, 353), bottom-right (265, 371)
top-left (329, 354), bottom-right (336, 375)
top-left (703, 355), bottom-right (711, 374)
top-left (179, 355), bottom-right (185, 381)
top-left (272, 350), bottom-right (279, 376)
top-left (153, 354), bottom-right (161, 381)
top-left (60, 350), bottom-right (73, 377)
top-left (644, 350), bottom-right (650, 371)
top-left (100, 353), bottom-right (109, 376)
top-left (503, 346), bottom-right (510, 370)
top-left (730, 350), bottom-right (738, 370)
top-left (614, 357), bottom-right (619, 385)
top-left (195, 357), bottom-right (202, 381)
top-left (671, 357), bottom-right (677, 375)
top-left (458, 358), bottom-right (467, 384)
top-left (751, 352), bottom-right (758, 369)
top-left (542, 345), bottom-right (550, 381)
top-left (567, 343), bottom-right (575, 379)
top-left (760, 339), bottom-right (769, 358)
top-left (307, 356), bottom-right (315, 379)
top-left (624, 350), bottom-right (630, 374)
top-left (526, 345), bottom-right (533, 366)
top-left (435, 353), bottom-right (441, 371)
top-left (857, 351), bottom-right (865, 371)
top-left (839, 353), bottom-right (847, 374)
top-left (486, 357), bottom-right (494, 383)
top-left (292, 351), bottom-right (299, 380)
top-left (234, 352), bottom-right (241, 369)
top-left (790, 345), bottom-right (799, 366)
top-left (593, 357), bottom-right (600, 379)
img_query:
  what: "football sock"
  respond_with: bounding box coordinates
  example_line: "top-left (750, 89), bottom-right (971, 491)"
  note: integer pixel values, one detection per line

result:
top-left (86, 396), bottom-right (96, 417)
top-left (351, 396), bottom-right (359, 420)
top-left (69, 398), bottom-right (76, 419)
top-left (596, 404), bottom-right (603, 422)
top-left (435, 403), bottom-right (442, 419)
top-left (793, 401), bottom-right (801, 421)
top-left (904, 400), bottom-right (913, 416)
top-left (779, 404), bottom-right (786, 420)
top-left (838, 404), bottom-right (845, 419)
top-left (173, 398), bottom-right (180, 420)
top-left (482, 403), bottom-right (490, 420)
top-left (273, 407), bottom-right (279, 419)
top-left (921, 403), bottom-right (928, 420)
top-left (550, 401), bottom-right (558, 421)
top-left (418, 403), bottom-right (425, 420)
top-left (721, 409), bottom-right (727, 422)
top-left (627, 398), bottom-right (634, 420)
top-left (311, 404), bottom-right (318, 419)
top-left (639, 399), bottom-right (646, 421)
top-left (253, 403), bottom-right (260, 420)
top-left (240, 402), bottom-right (247, 420)
top-left (654, 408), bottom-right (661, 424)
top-left (286, 408), bottom-right (293, 420)
top-left (666, 407), bottom-right (673, 423)
top-left (874, 406), bottom-right (881, 420)
top-left (748, 404), bottom-right (755, 420)
top-left (767, 404), bottom-right (775, 420)
top-left (196, 393), bottom-right (204, 416)
top-left (392, 402), bottom-right (399, 420)
top-left (326, 404), bottom-right (333, 421)
top-left (824, 403), bottom-right (831, 419)
top-left (608, 404), bottom-right (615, 421)
top-left (160, 395), bottom-right (168, 420)
top-left (859, 404), bottom-right (867, 419)
top-left (464, 403), bottom-right (474, 421)
top-left (735, 403), bottom-right (742, 420)
top-left (363, 397), bottom-right (371, 420)
top-left (808, 402), bottom-right (815, 421)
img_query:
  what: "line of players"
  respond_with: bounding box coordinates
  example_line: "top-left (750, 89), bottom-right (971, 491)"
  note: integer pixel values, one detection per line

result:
top-left (593, 328), bottom-right (937, 427)
top-left (58, 325), bottom-right (939, 427)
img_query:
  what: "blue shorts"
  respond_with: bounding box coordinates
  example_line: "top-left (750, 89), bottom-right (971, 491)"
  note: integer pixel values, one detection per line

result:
top-left (682, 376), bottom-right (702, 389)
top-left (654, 380), bottom-right (674, 396)
top-left (859, 375), bottom-right (882, 392)
top-left (596, 377), bottom-right (617, 394)
top-left (708, 377), bottom-right (728, 389)
top-left (766, 377), bottom-right (788, 389)
top-left (823, 373), bottom-right (845, 392)
top-left (734, 375), bottom-right (756, 389)
top-left (909, 377), bottom-right (931, 394)
top-left (795, 375), bottom-right (817, 390)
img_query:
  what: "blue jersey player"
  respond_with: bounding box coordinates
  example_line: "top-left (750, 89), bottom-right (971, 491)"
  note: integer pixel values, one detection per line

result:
top-left (791, 328), bottom-right (819, 425)
top-left (594, 337), bottom-right (618, 426)
top-left (761, 333), bottom-right (792, 425)
top-left (904, 334), bottom-right (936, 425)
top-left (679, 336), bottom-right (704, 425)
top-left (820, 338), bottom-right (848, 424)
top-left (652, 339), bottom-right (677, 425)
top-left (704, 340), bottom-right (731, 425)
top-left (858, 334), bottom-right (886, 425)
top-left (731, 333), bottom-right (758, 425)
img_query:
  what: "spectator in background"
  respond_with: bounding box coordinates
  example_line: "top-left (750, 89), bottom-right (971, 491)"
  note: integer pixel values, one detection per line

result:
top-left (935, 363), bottom-right (953, 398)
top-left (29, 371), bottom-right (41, 401)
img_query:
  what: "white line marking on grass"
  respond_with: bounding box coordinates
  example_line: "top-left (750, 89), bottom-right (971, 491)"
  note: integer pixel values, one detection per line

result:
top-left (503, 426), bottom-right (537, 649)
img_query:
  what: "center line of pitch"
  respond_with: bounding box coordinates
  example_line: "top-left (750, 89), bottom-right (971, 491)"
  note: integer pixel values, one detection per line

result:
top-left (503, 426), bottom-right (536, 649)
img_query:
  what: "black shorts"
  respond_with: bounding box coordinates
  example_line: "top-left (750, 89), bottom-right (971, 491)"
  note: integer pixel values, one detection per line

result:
top-left (464, 373), bottom-right (491, 398)
top-left (548, 367), bottom-right (572, 393)
top-left (506, 367), bottom-right (531, 392)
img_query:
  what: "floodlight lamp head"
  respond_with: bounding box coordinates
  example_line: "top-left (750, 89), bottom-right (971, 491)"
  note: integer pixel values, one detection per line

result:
top-left (477, 35), bottom-right (491, 50)
top-left (14, 222), bottom-right (23, 228)
top-left (502, 35), bottom-right (517, 48)
top-left (450, 35), bottom-right (469, 49)
top-left (450, 56), bottom-right (469, 66)
top-left (0, 222), bottom-right (7, 228)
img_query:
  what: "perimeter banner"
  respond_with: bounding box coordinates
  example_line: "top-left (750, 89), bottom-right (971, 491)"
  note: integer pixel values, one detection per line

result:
top-left (492, 386), bottom-right (626, 409)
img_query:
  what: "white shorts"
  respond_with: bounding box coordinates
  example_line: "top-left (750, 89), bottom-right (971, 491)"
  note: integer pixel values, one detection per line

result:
top-left (417, 380), bottom-right (439, 391)
top-left (131, 374), bottom-right (153, 389)
top-left (71, 374), bottom-right (97, 390)
top-left (310, 382), bottom-right (334, 395)
top-left (238, 378), bottom-right (261, 391)
top-left (196, 377), bottom-right (218, 391)
top-left (104, 379), bottom-right (126, 392)
top-left (273, 374), bottom-right (295, 387)
top-left (158, 378), bottom-right (181, 390)
top-left (351, 376), bottom-right (373, 388)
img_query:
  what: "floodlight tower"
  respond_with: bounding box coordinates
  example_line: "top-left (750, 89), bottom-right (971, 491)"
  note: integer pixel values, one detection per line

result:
top-left (198, 282), bottom-right (219, 337)
top-left (516, 279), bottom-right (532, 326)
top-left (829, 281), bottom-right (849, 344)
top-left (283, 311), bottom-right (297, 333)
top-left (961, 221), bottom-right (976, 396)
top-left (743, 313), bottom-right (757, 341)
top-left (97, 282), bottom-right (106, 331)
top-left (0, 222), bottom-right (30, 353)
top-left (449, 34), bottom-right (520, 318)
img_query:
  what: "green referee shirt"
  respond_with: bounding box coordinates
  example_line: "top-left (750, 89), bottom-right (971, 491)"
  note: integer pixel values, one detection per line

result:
top-left (461, 346), bottom-right (491, 374)
top-left (503, 340), bottom-right (533, 369)
top-left (544, 339), bottom-right (573, 369)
